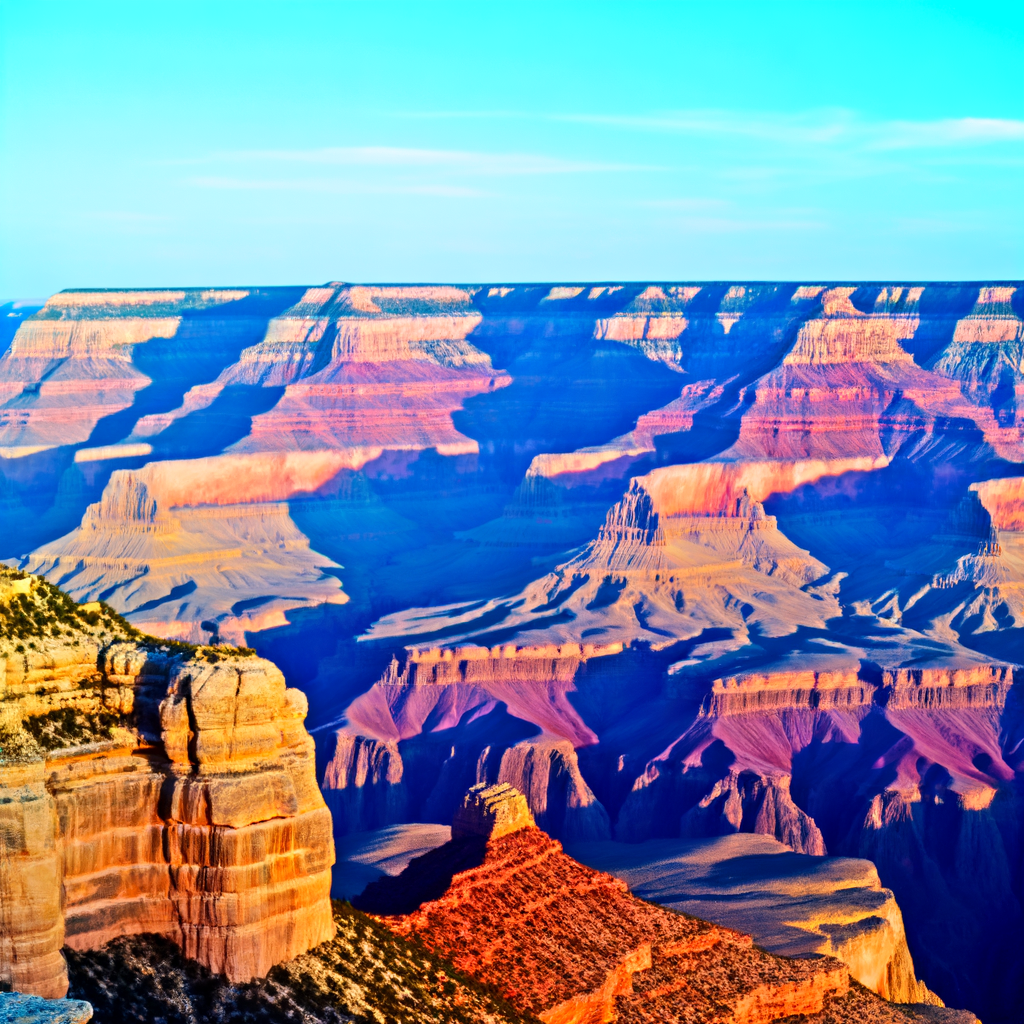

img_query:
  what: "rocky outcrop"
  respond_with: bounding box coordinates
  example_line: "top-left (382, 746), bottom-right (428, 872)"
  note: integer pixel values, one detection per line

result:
top-left (606, 659), bottom-right (1019, 1017)
top-left (363, 471), bottom-right (842, 652)
top-left (0, 992), bottom-right (93, 1023)
top-left (928, 286), bottom-right (1024, 439)
top-left (451, 782), bottom-right (535, 839)
top-left (567, 833), bottom-right (938, 1006)
top-left (22, 468), bottom-right (348, 644)
top-left (0, 760), bottom-right (66, 998)
top-left (320, 733), bottom-right (408, 833)
top-left (0, 570), bottom-right (334, 996)
top-left (219, 284), bottom-right (505, 456)
top-left (0, 288), bottom-right (287, 457)
top-left (680, 772), bottom-right (826, 854)
top-left (360, 785), bottom-right (967, 1024)
top-left (320, 726), bottom-right (610, 843)
top-left (701, 669), bottom-right (874, 715)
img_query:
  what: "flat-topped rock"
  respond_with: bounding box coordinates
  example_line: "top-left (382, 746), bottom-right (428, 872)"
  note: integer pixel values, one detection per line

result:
top-left (0, 569), bottom-right (335, 996)
top-left (0, 993), bottom-right (93, 1024)
top-left (451, 782), bottom-right (536, 840)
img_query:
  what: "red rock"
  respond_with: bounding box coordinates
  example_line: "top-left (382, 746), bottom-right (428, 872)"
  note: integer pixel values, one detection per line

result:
top-left (362, 784), bottom-right (963, 1023)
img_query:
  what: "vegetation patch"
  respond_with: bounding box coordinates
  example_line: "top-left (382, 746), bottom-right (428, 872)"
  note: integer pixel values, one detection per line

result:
top-left (21, 706), bottom-right (127, 751)
top-left (66, 901), bottom-right (539, 1024)
top-left (0, 567), bottom-right (256, 661)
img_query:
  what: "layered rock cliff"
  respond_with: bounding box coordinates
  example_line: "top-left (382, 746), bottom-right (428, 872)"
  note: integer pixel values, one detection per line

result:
top-left (357, 784), bottom-right (974, 1024)
top-left (5, 279), bottom-right (1024, 1021)
top-left (22, 468), bottom-right (348, 643)
top-left (0, 568), bottom-right (334, 996)
top-left (567, 832), bottom-right (936, 1006)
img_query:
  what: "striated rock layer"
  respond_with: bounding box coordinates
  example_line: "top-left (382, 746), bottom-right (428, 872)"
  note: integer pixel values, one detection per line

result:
top-left (567, 833), bottom-right (935, 1006)
top-left (23, 468), bottom-right (348, 644)
top-left (0, 570), bottom-right (334, 997)
top-left (358, 785), bottom-right (973, 1024)
top-left (5, 280), bottom-right (1024, 1020)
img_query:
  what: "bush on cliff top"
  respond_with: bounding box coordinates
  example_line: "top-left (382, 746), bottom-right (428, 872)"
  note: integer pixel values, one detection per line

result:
top-left (66, 901), bottom-right (540, 1024)
top-left (0, 566), bottom-right (256, 660)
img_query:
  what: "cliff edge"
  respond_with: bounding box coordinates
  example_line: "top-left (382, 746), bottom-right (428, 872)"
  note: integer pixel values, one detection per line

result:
top-left (356, 785), bottom-right (976, 1024)
top-left (0, 568), bottom-right (335, 997)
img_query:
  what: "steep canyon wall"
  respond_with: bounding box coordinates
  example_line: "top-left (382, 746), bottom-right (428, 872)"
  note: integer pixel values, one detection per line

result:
top-left (4, 280), bottom-right (1024, 1019)
top-left (0, 571), bottom-right (334, 997)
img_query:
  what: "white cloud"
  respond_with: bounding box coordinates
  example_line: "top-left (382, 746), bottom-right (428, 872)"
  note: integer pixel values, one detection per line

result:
top-left (563, 110), bottom-right (1024, 153)
top-left (867, 117), bottom-right (1024, 150)
top-left (190, 146), bottom-right (651, 175)
top-left (186, 176), bottom-right (492, 197)
top-left (399, 107), bottom-right (1024, 154)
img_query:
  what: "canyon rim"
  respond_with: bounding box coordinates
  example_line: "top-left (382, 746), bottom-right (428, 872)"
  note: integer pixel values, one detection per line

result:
top-left (1, 280), bottom-right (1023, 1023)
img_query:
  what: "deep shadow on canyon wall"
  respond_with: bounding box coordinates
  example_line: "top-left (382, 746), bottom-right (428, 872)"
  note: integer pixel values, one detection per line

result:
top-left (6, 281), bottom-right (1024, 1022)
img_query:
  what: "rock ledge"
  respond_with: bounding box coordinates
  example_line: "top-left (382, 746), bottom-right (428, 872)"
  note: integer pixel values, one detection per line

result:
top-left (452, 782), bottom-right (536, 840)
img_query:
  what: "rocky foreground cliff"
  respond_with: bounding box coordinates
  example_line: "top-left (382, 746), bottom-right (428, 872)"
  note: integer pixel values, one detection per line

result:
top-left (0, 567), bottom-right (334, 997)
top-left (357, 784), bottom-right (976, 1024)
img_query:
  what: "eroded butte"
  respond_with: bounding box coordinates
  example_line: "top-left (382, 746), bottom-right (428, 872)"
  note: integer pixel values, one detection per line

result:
top-left (3, 280), bottom-right (1024, 1021)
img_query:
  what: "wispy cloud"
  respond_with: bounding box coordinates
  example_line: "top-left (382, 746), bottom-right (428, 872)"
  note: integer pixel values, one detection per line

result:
top-left (178, 146), bottom-right (652, 175)
top-left (559, 111), bottom-right (1024, 152)
top-left (553, 110), bottom-right (854, 145)
top-left (187, 175), bottom-right (493, 197)
top-left (396, 107), bottom-right (1024, 154)
top-left (866, 117), bottom-right (1024, 150)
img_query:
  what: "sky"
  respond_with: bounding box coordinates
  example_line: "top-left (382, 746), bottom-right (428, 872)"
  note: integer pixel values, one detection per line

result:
top-left (1, 0), bottom-right (1022, 297)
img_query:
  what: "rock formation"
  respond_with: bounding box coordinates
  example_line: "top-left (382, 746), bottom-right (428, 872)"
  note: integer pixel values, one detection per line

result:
top-left (0, 569), bottom-right (334, 997)
top-left (0, 993), bottom-right (93, 1024)
top-left (567, 832), bottom-right (936, 1005)
top-left (329, 822), bottom-right (938, 1008)
top-left (22, 467), bottom-right (348, 644)
top-left (451, 782), bottom-right (536, 839)
top-left (4, 280), bottom-right (1024, 1020)
top-left (357, 785), bottom-right (975, 1024)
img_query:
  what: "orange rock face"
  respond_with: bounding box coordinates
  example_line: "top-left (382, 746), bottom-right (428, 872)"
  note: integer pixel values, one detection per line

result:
top-left (361, 786), bottom-right (967, 1023)
top-left (0, 582), bottom-right (334, 997)
top-left (372, 823), bottom-right (851, 1022)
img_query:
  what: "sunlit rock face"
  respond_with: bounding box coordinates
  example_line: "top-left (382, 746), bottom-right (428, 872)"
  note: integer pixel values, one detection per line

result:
top-left (0, 571), bottom-right (334, 997)
top-left (4, 280), bottom-right (1024, 1020)
top-left (23, 467), bottom-right (348, 644)
top-left (354, 785), bottom-right (973, 1024)
top-left (566, 832), bottom-right (937, 1005)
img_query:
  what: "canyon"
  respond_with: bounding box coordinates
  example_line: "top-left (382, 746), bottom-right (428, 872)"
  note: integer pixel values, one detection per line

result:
top-left (2, 281), bottom-right (1024, 1021)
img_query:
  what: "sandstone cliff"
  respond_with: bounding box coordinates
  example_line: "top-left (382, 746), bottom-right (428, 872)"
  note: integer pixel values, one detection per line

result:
top-left (22, 468), bottom-right (348, 644)
top-left (359, 785), bottom-right (973, 1024)
top-left (0, 568), bottom-right (334, 996)
top-left (567, 833), bottom-right (937, 1006)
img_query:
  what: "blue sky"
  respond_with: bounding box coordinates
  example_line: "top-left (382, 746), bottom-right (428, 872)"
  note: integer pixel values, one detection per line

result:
top-left (1, 0), bottom-right (1022, 296)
